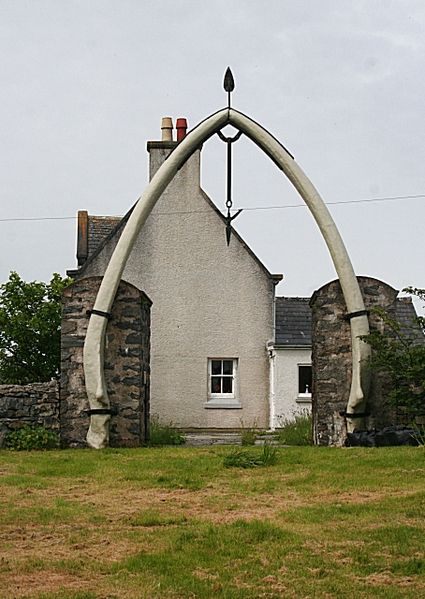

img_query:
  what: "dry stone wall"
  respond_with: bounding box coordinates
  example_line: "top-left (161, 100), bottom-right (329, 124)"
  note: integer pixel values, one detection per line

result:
top-left (60, 277), bottom-right (151, 447)
top-left (311, 277), bottom-right (398, 446)
top-left (0, 381), bottom-right (59, 447)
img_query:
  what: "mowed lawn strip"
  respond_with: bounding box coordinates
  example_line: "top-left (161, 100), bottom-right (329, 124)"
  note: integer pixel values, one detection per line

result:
top-left (0, 446), bottom-right (424, 598)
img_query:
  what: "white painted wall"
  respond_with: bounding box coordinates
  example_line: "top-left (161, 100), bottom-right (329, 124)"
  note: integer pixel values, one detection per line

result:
top-left (272, 347), bottom-right (312, 428)
top-left (82, 147), bottom-right (276, 428)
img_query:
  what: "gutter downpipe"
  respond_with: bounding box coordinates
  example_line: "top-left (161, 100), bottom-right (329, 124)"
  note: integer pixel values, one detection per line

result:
top-left (268, 345), bottom-right (276, 431)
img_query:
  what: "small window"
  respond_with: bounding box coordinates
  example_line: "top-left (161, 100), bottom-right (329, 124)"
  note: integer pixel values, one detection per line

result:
top-left (206, 358), bottom-right (240, 408)
top-left (298, 365), bottom-right (312, 396)
top-left (210, 359), bottom-right (236, 397)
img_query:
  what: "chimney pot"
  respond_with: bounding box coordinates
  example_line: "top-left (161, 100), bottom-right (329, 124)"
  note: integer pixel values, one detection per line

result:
top-left (176, 118), bottom-right (188, 142)
top-left (161, 117), bottom-right (173, 142)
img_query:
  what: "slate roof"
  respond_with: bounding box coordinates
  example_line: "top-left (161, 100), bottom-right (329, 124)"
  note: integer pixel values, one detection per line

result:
top-left (274, 295), bottom-right (424, 348)
top-left (87, 215), bottom-right (121, 258)
top-left (275, 297), bottom-right (312, 347)
top-left (393, 297), bottom-right (425, 344)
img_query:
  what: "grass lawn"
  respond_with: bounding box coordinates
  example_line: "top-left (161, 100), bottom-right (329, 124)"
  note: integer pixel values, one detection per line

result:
top-left (0, 446), bottom-right (424, 598)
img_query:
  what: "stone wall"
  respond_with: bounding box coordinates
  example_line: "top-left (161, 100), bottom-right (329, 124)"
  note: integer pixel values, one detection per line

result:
top-left (311, 277), bottom-right (398, 446)
top-left (60, 276), bottom-right (151, 447)
top-left (0, 381), bottom-right (59, 447)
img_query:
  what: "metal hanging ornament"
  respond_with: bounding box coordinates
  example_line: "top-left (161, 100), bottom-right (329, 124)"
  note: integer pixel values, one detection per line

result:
top-left (218, 67), bottom-right (243, 245)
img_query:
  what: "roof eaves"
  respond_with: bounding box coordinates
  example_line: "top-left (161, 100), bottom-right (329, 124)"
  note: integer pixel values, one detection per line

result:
top-left (273, 343), bottom-right (312, 349)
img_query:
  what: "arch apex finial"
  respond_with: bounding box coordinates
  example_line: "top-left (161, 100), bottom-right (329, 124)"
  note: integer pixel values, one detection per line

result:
top-left (224, 67), bottom-right (235, 92)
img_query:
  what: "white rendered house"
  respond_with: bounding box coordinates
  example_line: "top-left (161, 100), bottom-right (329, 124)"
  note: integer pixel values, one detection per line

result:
top-left (268, 297), bottom-right (312, 429)
top-left (70, 132), bottom-right (284, 429)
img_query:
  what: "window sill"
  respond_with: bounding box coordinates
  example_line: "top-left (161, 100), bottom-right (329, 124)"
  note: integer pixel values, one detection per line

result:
top-left (204, 400), bottom-right (242, 409)
top-left (296, 394), bottom-right (312, 404)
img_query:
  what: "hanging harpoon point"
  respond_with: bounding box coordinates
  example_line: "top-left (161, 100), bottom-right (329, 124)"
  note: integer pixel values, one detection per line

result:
top-left (225, 209), bottom-right (243, 246)
top-left (226, 223), bottom-right (232, 246)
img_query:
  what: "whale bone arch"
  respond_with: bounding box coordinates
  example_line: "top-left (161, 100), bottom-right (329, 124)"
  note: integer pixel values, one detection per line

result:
top-left (83, 107), bottom-right (370, 449)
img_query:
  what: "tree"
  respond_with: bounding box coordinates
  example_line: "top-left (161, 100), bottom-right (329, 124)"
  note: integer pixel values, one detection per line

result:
top-left (363, 288), bottom-right (425, 418)
top-left (0, 272), bottom-right (71, 384)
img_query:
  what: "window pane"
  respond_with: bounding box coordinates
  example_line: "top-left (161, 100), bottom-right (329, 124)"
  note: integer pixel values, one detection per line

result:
top-left (298, 365), bottom-right (312, 394)
top-left (222, 360), bottom-right (233, 375)
top-left (222, 377), bottom-right (233, 393)
top-left (211, 377), bottom-right (221, 393)
top-left (212, 360), bottom-right (222, 375)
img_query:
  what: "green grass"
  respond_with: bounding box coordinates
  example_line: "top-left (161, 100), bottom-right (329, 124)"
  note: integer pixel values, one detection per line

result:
top-left (0, 446), bottom-right (424, 598)
top-left (223, 444), bottom-right (278, 468)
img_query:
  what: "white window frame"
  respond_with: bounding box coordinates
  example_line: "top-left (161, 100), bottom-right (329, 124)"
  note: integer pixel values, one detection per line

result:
top-left (205, 358), bottom-right (241, 409)
top-left (297, 363), bottom-right (312, 403)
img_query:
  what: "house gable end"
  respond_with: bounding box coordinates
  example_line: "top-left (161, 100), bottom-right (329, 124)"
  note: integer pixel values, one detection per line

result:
top-left (70, 147), bottom-right (282, 286)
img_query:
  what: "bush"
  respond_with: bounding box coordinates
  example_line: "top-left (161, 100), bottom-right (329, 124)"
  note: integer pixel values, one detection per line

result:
top-left (360, 289), bottom-right (425, 419)
top-left (148, 415), bottom-right (185, 446)
top-left (275, 412), bottom-right (313, 446)
top-left (241, 429), bottom-right (257, 446)
top-left (223, 444), bottom-right (278, 468)
top-left (240, 420), bottom-right (258, 446)
top-left (0, 271), bottom-right (71, 384)
top-left (5, 425), bottom-right (59, 451)
top-left (411, 424), bottom-right (425, 447)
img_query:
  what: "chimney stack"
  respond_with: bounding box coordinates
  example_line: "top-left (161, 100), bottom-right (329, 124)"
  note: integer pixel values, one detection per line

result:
top-left (176, 118), bottom-right (188, 142)
top-left (161, 117), bottom-right (173, 142)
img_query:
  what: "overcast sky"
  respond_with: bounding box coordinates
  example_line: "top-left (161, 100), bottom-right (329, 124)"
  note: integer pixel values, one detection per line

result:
top-left (1, 1), bottom-right (424, 312)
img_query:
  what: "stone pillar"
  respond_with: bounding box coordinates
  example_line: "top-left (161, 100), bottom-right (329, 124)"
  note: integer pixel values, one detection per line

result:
top-left (310, 277), bottom-right (398, 446)
top-left (60, 277), bottom-right (151, 447)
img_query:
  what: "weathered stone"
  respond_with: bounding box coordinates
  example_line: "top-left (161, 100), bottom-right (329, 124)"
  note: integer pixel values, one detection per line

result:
top-left (114, 321), bottom-right (135, 330)
top-left (61, 320), bottom-right (78, 335)
top-left (125, 333), bottom-right (142, 345)
top-left (60, 276), bottom-right (151, 448)
top-left (118, 347), bottom-right (140, 357)
top-left (122, 376), bottom-right (141, 386)
top-left (311, 277), bottom-right (398, 446)
top-left (121, 307), bottom-right (140, 317)
top-left (62, 305), bottom-right (84, 315)
top-left (62, 336), bottom-right (85, 348)
top-left (0, 381), bottom-right (59, 447)
top-left (123, 363), bottom-right (141, 373)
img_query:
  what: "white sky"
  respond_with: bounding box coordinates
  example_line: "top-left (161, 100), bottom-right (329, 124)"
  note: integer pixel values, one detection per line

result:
top-left (1, 0), bottom-right (424, 312)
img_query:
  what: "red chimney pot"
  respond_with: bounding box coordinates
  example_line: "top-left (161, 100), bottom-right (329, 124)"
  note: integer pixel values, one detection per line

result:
top-left (176, 118), bottom-right (188, 142)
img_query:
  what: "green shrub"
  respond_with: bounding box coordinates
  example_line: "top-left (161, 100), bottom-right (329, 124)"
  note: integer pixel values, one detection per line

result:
top-left (148, 415), bottom-right (185, 446)
top-left (360, 290), bottom-right (425, 417)
top-left (241, 429), bottom-right (257, 446)
top-left (411, 424), bottom-right (425, 447)
top-left (223, 444), bottom-right (278, 468)
top-left (276, 412), bottom-right (313, 446)
top-left (5, 425), bottom-right (59, 451)
top-left (240, 421), bottom-right (258, 446)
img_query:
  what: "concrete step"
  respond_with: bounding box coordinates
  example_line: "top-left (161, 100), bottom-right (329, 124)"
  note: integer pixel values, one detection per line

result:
top-left (183, 432), bottom-right (242, 446)
top-left (183, 431), bottom-right (279, 447)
